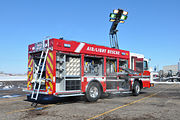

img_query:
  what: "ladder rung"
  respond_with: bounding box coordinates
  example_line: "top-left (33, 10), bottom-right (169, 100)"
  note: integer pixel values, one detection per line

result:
top-left (33, 57), bottom-right (45, 59)
top-left (35, 72), bottom-right (44, 75)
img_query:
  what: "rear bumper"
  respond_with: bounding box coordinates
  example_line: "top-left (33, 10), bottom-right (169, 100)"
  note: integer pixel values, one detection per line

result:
top-left (23, 89), bottom-right (48, 95)
top-left (26, 94), bottom-right (59, 103)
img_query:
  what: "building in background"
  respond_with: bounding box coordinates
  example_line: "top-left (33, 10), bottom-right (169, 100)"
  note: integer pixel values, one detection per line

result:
top-left (163, 65), bottom-right (178, 75)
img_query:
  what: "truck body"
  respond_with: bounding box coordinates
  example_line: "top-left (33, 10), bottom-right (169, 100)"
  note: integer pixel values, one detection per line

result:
top-left (25, 38), bottom-right (153, 102)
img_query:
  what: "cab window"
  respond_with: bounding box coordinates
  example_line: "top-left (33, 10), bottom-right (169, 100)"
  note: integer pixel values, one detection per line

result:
top-left (143, 61), bottom-right (148, 70)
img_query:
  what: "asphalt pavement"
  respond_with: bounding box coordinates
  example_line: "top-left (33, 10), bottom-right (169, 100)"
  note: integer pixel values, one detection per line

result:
top-left (0, 84), bottom-right (180, 120)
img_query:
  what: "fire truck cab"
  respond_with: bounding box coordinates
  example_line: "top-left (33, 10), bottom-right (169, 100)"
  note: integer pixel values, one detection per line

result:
top-left (26, 38), bottom-right (153, 102)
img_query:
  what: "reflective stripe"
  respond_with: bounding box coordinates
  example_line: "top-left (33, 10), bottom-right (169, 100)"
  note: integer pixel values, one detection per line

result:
top-left (27, 56), bottom-right (33, 90)
top-left (46, 51), bottom-right (54, 92)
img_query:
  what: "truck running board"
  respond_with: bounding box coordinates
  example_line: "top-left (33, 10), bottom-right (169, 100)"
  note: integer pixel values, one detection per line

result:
top-left (56, 93), bottom-right (85, 97)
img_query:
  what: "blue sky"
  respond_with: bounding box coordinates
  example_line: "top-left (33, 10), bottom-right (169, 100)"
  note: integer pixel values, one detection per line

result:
top-left (0, 0), bottom-right (180, 74)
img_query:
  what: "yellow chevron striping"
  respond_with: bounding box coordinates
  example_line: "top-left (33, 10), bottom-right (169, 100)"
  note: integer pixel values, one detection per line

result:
top-left (30, 73), bottom-right (33, 80)
top-left (46, 71), bottom-right (48, 78)
top-left (28, 60), bottom-right (30, 67)
top-left (29, 59), bottom-right (33, 67)
top-left (28, 72), bottom-right (30, 77)
top-left (49, 52), bottom-right (53, 60)
top-left (47, 57), bottom-right (53, 70)
top-left (45, 52), bottom-right (54, 93)
top-left (27, 81), bottom-right (30, 88)
top-left (49, 82), bottom-right (53, 91)
top-left (46, 65), bottom-right (53, 79)
top-left (46, 83), bottom-right (48, 90)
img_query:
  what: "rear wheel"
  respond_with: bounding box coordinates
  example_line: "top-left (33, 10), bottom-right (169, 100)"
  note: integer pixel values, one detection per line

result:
top-left (132, 81), bottom-right (141, 96)
top-left (85, 82), bottom-right (101, 102)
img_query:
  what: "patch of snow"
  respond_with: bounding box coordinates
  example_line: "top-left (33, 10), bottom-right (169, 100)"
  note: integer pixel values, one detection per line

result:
top-left (0, 75), bottom-right (27, 81)
top-left (0, 94), bottom-right (21, 98)
top-left (2, 85), bottom-right (14, 90)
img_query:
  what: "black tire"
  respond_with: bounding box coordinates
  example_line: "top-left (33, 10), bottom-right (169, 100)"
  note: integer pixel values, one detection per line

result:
top-left (132, 81), bottom-right (141, 96)
top-left (85, 82), bottom-right (101, 102)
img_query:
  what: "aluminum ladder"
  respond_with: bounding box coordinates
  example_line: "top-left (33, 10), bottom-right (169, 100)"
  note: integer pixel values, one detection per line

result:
top-left (31, 48), bottom-right (49, 100)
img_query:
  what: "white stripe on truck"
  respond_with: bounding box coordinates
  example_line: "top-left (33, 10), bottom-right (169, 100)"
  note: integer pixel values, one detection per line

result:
top-left (74, 43), bottom-right (85, 53)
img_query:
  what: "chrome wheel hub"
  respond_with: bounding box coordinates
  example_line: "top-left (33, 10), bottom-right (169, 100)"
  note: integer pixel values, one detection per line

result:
top-left (90, 86), bottom-right (98, 98)
top-left (136, 85), bottom-right (140, 93)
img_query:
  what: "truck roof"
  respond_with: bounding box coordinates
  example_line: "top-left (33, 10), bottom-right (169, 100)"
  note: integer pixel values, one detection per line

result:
top-left (28, 38), bottom-right (129, 59)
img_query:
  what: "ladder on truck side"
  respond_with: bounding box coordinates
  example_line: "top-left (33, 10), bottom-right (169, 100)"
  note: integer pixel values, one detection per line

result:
top-left (31, 42), bottom-right (49, 101)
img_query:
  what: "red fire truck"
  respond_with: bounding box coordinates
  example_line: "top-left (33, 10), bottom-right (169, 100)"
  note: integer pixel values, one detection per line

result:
top-left (25, 38), bottom-right (154, 102)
